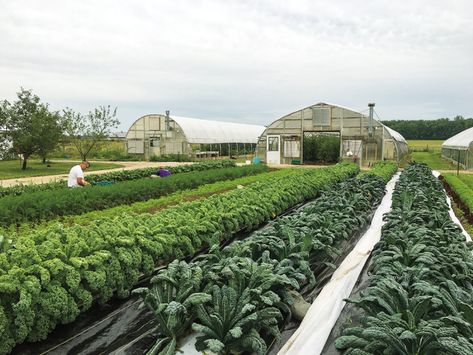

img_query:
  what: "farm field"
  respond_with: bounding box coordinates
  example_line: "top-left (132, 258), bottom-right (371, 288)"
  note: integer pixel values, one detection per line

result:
top-left (1, 162), bottom-right (360, 354)
top-left (3, 167), bottom-right (299, 237)
top-left (0, 160), bottom-right (123, 179)
top-left (3, 159), bottom-right (473, 355)
top-left (0, 161), bottom-right (261, 228)
top-left (407, 139), bottom-right (443, 152)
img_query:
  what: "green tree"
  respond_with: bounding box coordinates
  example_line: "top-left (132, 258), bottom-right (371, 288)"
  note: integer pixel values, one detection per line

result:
top-left (63, 105), bottom-right (120, 161)
top-left (0, 88), bottom-right (62, 169)
top-left (35, 111), bottom-right (63, 163)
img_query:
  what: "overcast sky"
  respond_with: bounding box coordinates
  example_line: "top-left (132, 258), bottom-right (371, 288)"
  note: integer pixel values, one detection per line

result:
top-left (1, 0), bottom-right (472, 130)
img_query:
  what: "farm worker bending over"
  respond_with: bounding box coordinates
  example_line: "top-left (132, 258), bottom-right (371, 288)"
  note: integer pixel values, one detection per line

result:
top-left (157, 167), bottom-right (172, 178)
top-left (68, 161), bottom-right (91, 187)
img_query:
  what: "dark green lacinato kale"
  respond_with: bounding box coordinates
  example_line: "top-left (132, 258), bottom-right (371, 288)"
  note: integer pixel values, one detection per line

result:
top-left (133, 260), bottom-right (211, 355)
top-left (132, 162), bottom-right (396, 354)
top-left (336, 163), bottom-right (473, 355)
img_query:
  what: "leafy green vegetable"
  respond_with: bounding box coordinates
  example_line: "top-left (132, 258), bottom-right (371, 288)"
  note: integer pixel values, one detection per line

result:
top-left (0, 164), bottom-right (266, 227)
top-left (0, 162), bottom-right (358, 353)
top-left (336, 163), bottom-right (473, 354)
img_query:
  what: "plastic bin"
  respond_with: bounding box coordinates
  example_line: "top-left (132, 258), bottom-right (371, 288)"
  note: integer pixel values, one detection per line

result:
top-left (252, 156), bottom-right (261, 165)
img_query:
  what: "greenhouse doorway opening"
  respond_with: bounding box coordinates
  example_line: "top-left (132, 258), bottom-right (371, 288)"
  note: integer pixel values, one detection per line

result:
top-left (266, 135), bottom-right (281, 164)
top-left (303, 131), bottom-right (341, 164)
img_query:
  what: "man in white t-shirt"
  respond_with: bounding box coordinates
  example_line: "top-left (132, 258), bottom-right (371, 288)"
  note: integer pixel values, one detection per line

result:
top-left (67, 161), bottom-right (91, 187)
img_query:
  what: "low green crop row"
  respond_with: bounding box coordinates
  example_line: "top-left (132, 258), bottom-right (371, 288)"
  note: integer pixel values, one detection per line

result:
top-left (0, 163), bottom-right (358, 354)
top-left (0, 160), bottom-right (236, 199)
top-left (134, 169), bottom-right (392, 355)
top-left (442, 173), bottom-right (473, 214)
top-left (0, 165), bottom-right (264, 228)
top-left (336, 163), bottom-right (473, 354)
top-left (359, 160), bottom-right (398, 182)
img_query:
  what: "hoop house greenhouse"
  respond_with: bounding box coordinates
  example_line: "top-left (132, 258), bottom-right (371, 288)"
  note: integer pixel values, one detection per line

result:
top-left (126, 113), bottom-right (265, 159)
top-left (255, 102), bottom-right (408, 166)
top-left (442, 127), bottom-right (473, 169)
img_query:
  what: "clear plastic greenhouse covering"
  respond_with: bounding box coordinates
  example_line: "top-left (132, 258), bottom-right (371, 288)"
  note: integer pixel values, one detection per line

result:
top-left (383, 125), bottom-right (407, 143)
top-left (171, 115), bottom-right (266, 144)
top-left (442, 127), bottom-right (473, 150)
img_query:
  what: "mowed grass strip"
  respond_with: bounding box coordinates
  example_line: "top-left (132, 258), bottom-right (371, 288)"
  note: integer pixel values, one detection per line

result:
top-left (0, 160), bottom-right (123, 180)
top-left (410, 151), bottom-right (460, 170)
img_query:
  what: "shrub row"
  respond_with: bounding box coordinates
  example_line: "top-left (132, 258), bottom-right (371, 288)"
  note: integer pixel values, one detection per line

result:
top-left (0, 160), bottom-right (236, 198)
top-left (0, 164), bottom-right (263, 228)
top-left (0, 163), bottom-right (358, 354)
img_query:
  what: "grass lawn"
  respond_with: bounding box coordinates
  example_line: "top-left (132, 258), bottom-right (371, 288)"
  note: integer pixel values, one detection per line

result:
top-left (0, 160), bottom-right (124, 180)
top-left (458, 174), bottom-right (473, 189)
top-left (407, 140), bottom-right (444, 153)
top-left (410, 151), bottom-right (461, 170)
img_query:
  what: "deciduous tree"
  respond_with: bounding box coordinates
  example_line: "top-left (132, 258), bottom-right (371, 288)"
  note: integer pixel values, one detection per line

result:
top-left (0, 88), bottom-right (62, 169)
top-left (63, 105), bottom-right (120, 161)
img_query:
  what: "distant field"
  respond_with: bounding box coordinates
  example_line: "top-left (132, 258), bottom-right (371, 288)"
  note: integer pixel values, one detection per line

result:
top-left (0, 160), bottom-right (123, 180)
top-left (407, 140), bottom-right (443, 152)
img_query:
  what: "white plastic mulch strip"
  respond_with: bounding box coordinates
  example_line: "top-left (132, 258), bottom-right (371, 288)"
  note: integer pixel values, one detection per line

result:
top-left (278, 172), bottom-right (400, 355)
top-left (432, 170), bottom-right (472, 242)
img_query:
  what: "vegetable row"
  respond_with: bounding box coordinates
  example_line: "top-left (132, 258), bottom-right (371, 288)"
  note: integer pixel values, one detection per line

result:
top-left (0, 164), bottom-right (265, 228)
top-left (0, 163), bottom-right (357, 354)
top-left (0, 160), bottom-right (236, 198)
top-left (336, 163), bottom-right (473, 355)
top-left (441, 173), bottom-right (473, 222)
top-left (3, 168), bottom-right (294, 237)
top-left (133, 162), bottom-right (396, 355)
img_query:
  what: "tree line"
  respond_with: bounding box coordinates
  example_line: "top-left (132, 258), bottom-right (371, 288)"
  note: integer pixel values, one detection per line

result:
top-left (0, 88), bottom-right (119, 169)
top-left (382, 116), bottom-right (473, 140)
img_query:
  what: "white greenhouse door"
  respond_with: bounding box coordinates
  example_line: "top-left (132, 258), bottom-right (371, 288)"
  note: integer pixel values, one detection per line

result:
top-left (267, 135), bottom-right (281, 164)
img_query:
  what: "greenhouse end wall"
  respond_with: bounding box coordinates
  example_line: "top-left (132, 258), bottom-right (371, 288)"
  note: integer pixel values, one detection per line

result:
top-left (256, 103), bottom-right (407, 166)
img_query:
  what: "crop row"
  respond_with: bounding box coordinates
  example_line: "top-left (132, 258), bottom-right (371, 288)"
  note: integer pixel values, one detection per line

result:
top-left (5, 168), bottom-right (299, 237)
top-left (441, 173), bottom-right (473, 222)
top-left (0, 164), bottom-right (266, 228)
top-left (133, 162), bottom-right (396, 354)
top-left (336, 163), bottom-right (473, 355)
top-left (0, 160), bottom-right (236, 199)
top-left (0, 163), bottom-right (358, 354)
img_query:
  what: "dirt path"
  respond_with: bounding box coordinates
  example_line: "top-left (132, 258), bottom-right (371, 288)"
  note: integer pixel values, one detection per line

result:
top-left (0, 161), bottom-right (194, 187)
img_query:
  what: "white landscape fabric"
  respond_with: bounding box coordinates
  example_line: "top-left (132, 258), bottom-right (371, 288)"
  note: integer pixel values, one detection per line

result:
top-left (278, 172), bottom-right (400, 355)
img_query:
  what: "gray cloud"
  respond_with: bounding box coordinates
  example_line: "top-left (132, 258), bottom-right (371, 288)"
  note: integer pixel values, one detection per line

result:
top-left (1, 0), bottom-right (472, 130)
